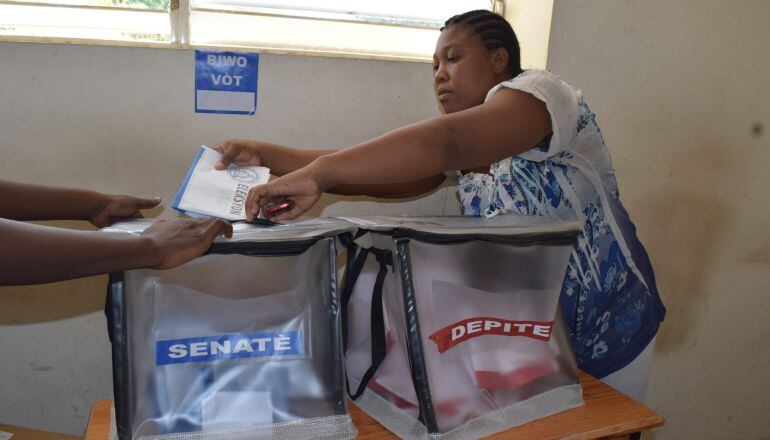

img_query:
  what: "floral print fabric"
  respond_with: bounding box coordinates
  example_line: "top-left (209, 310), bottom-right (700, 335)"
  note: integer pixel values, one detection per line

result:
top-left (454, 70), bottom-right (666, 377)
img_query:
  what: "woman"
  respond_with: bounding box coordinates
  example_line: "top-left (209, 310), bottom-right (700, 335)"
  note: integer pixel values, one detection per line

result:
top-left (214, 10), bottom-right (665, 401)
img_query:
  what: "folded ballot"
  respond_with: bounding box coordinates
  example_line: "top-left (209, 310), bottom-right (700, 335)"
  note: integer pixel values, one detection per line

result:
top-left (173, 146), bottom-right (270, 221)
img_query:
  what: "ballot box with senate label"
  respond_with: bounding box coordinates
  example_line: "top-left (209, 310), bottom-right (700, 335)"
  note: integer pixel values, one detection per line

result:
top-left (103, 218), bottom-right (358, 440)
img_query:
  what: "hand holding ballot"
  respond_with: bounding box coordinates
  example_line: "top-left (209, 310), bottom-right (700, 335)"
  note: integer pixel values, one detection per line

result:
top-left (212, 139), bottom-right (266, 169)
top-left (174, 146), bottom-right (270, 221)
top-left (245, 167), bottom-right (322, 222)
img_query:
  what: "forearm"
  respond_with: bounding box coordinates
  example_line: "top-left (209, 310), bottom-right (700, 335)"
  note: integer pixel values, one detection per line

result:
top-left (310, 116), bottom-right (463, 191)
top-left (327, 175), bottom-right (447, 198)
top-left (263, 144), bottom-right (335, 176)
top-left (0, 218), bottom-right (160, 285)
top-left (0, 179), bottom-right (105, 221)
top-left (303, 88), bottom-right (551, 192)
top-left (262, 144), bottom-right (444, 197)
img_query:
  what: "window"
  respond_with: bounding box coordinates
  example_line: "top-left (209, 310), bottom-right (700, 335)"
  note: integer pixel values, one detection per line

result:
top-left (0, 0), bottom-right (552, 67)
top-left (0, 0), bottom-right (172, 44)
top-left (188, 0), bottom-right (500, 61)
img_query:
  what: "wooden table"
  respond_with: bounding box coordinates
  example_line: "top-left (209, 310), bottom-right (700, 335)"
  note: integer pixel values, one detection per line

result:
top-left (84, 372), bottom-right (663, 440)
top-left (0, 423), bottom-right (78, 440)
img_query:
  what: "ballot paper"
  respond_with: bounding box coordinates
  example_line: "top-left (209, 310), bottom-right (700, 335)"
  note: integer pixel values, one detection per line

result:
top-left (173, 146), bottom-right (270, 221)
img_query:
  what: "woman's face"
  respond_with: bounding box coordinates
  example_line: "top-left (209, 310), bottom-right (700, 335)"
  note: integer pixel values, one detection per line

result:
top-left (432, 25), bottom-right (504, 114)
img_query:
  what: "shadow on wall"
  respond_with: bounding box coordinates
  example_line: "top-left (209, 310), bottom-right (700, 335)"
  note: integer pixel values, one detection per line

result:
top-left (637, 141), bottom-right (734, 354)
top-left (0, 276), bottom-right (108, 325)
top-left (647, 193), bottom-right (728, 353)
top-left (305, 180), bottom-right (454, 217)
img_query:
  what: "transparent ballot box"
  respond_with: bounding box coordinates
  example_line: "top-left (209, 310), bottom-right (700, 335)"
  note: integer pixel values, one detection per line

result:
top-left (341, 215), bottom-right (584, 440)
top-left (104, 218), bottom-right (357, 440)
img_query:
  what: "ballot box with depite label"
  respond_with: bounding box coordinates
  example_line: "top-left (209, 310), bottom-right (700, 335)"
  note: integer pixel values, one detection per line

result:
top-left (340, 215), bottom-right (584, 440)
top-left (102, 218), bottom-right (358, 440)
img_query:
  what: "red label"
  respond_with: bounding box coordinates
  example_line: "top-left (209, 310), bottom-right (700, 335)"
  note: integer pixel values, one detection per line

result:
top-left (428, 317), bottom-right (554, 353)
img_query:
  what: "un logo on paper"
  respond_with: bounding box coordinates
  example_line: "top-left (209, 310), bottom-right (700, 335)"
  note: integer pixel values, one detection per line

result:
top-left (229, 168), bottom-right (259, 184)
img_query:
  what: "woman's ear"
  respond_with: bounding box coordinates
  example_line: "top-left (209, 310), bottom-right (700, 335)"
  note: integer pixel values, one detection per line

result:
top-left (490, 47), bottom-right (509, 75)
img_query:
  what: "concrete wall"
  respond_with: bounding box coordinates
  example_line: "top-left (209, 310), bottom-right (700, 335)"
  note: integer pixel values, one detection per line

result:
top-left (4, 1), bottom-right (769, 437)
top-left (0, 42), bottom-right (456, 434)
top-left (548, 1), bottom-right (770, 439)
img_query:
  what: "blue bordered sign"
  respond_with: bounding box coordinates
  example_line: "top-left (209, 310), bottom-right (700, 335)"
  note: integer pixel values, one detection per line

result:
top-left (195, 50), bottom-right (259, 115)
top-left (156, 331), bottom-right (302, 366)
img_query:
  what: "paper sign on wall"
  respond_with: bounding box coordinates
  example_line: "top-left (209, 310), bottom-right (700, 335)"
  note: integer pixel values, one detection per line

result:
top-left (195, 50), bottom-right (259, 115)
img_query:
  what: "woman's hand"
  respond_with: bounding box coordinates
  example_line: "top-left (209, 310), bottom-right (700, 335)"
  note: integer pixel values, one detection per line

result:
top-left (213, 139), bottom-right (265, 169)
top-left (213, 140), bottom-right (335, 177)
top-left (88, 194), bottom-right (161, 228)
top-left (245, 167), bottom-right (323, 222)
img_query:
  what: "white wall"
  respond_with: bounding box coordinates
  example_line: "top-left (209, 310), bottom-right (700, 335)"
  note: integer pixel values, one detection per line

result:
top-left (6, 2), bottom-right (769, 437)
top-left (0, 42), bottom-right (456, 434)
top-left (548, 1), bottom-right (770, 439)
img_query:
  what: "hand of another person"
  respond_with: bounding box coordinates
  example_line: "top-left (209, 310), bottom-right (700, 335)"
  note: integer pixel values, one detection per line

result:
top-left (245, 168), bottom-right (322, 222)
top-left (89, 194), bottom-right (161, 228)
top-left (213, 139), bottom-right (264, 170)
top-left (141, 217), bottom-right (233, 269)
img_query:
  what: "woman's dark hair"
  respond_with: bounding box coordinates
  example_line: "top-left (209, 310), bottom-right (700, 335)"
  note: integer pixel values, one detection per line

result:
top-left (442, 10), bottom-right (522, 77)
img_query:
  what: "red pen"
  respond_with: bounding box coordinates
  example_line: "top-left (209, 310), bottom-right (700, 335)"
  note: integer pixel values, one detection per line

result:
top-left (265, 199), bottom-right (295, 217)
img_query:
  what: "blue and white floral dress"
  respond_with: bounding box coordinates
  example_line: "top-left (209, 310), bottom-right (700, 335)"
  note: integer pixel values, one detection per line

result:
top-left (452, 70), bottom-right (666, 378)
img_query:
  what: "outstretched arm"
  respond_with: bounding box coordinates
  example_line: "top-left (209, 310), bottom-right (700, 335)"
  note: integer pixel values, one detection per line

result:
top-left (0, 179), bottom-right (160, 227)
top-left (246, 88), bottom-right (551, 220)
top-left (213, 140), bottom-right (447, 198)
top-left (311, 88), bottom-right (550, 189)
top-left (0, 217), bottom-right (232, 286)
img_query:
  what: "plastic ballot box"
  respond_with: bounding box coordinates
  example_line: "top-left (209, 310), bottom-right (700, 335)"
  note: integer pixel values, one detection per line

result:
top-left (103, 218), bottom-right (357, 440)
top-left (340, 215), bottom-right (584, 440)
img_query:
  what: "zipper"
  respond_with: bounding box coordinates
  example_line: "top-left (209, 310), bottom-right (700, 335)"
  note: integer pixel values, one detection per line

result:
top-left (385, 229), bottom-right (579, 246)
top-left (208, 238), bottom-right (320, 256)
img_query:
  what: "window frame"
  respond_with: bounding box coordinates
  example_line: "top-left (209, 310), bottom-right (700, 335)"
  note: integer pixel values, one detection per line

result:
top-left (0, 0), bottom-right (555, 69)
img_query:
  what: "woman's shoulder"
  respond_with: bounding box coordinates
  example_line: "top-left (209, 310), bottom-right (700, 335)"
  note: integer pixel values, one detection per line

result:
top-left (485, 70), bottom-right (588, 162)
top-left (486, 70), bottom-right (580, 103)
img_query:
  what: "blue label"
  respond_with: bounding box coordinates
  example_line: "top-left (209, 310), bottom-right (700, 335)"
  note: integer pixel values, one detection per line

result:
top-left (156, 331), bottom-right (302, 366)
top-left (195, 50), bottom-right (259, 114)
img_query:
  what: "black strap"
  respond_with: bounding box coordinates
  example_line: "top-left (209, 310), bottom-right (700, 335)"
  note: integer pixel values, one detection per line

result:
top-left (340, 244), bottom-right (393, 401)
top-left (340, 244), bottom-right (369, 353)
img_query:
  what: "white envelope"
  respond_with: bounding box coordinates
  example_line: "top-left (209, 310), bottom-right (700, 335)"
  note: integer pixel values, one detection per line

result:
top-left (173, 146), bottom-right (270, 221)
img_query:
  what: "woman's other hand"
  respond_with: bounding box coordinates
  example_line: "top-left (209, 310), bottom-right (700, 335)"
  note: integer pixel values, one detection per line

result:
top-left (213, 139), bottom-right (264, 169)
top-left (245, 168), bottom-right (322, 222)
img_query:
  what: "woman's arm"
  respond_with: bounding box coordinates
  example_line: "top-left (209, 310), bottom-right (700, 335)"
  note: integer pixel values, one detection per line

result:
top-left (331, 174), bottom-right (447, 198)
top-left (246, 88), bottom-right (550, 220)
top-left (0, 217), bottom-right (232, 286)
top-left (0, 179), bottom-right (160, 227)
top-left (213, 140), bottom-right (447, 198)
top-left (312, 88), bottom-right (550, 190)
top-left (213, 140), bottom-right (330, 177)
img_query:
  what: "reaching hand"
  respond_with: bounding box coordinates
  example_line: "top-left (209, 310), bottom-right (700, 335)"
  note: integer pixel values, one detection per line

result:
top-left (213, 139), bottom-right (264, 170)
top-left (142, 217), bottom-right (233, 269)
top-left (246, 169), bottom-right (322, 222)
top-left (89, 194), bottom-right (161, 228)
